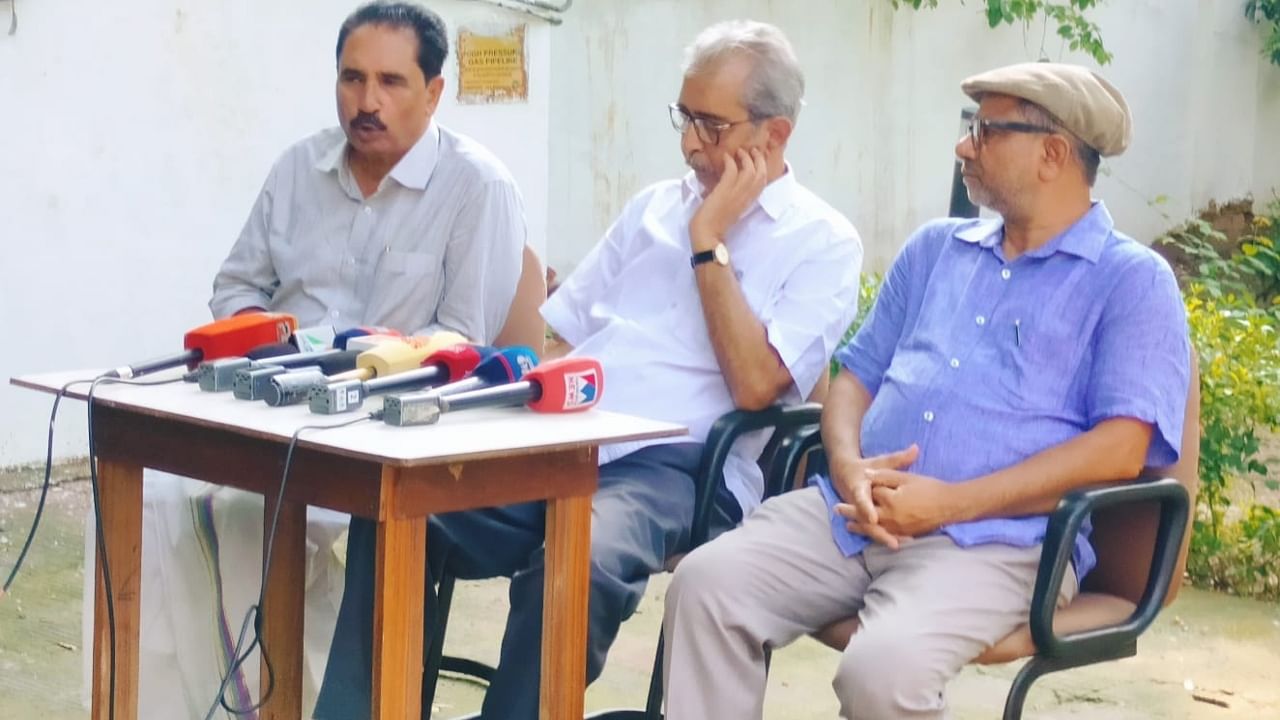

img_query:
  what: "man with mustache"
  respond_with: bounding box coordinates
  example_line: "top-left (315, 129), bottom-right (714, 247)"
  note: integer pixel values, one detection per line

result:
top-left (211, 1), bottom-right (524, 336)
top-left (141, 2), bottom-right (527, 717)
top-left (323, 19), bottom-right (864, 720)
top-left (661, 62), bottom-right (1191, 720)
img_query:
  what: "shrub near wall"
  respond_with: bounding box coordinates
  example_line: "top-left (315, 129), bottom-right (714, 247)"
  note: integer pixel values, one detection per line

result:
top-left (1159, 201), bottom-right (1280, 601)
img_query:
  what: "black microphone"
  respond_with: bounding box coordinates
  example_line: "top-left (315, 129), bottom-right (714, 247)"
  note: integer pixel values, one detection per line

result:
top-left (246, 351), bottom-right (361, 403)
top-left (197, 343), bottom-right (307, 392)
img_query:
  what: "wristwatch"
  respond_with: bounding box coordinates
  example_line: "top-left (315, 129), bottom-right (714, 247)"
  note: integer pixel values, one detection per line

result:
top-left (691, 242), bottom-right (730, 268)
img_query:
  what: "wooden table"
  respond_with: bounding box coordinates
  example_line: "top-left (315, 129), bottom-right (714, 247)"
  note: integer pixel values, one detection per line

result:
top-left (11, 369), bottom-right (686, 720)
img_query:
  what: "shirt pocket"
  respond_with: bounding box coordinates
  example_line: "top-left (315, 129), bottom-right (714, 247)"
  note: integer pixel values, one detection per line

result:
top-left (995, 313), bottom-right (1079, 411)
top-left (366, 249), bottom-right (443, 324)
top-left (377, 248), bottom-right (439, 279)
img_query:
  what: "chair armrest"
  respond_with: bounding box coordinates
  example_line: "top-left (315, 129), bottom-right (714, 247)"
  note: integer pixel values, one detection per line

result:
top-left (689, 403), bottom-right (823, 547)
top-left (763, 423), bottom-right (823, 499)
top-left (1028, 477), bottom-right (1189, 660)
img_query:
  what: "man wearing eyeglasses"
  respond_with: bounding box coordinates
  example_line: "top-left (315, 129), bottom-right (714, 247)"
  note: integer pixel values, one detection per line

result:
top-left (662, 62), bottom-right (1190, 719)
top-left (340, 19), bottom-right (862, 720)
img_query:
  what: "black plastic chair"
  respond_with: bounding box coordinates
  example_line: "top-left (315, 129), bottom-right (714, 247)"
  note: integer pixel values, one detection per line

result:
top-left (420, 403), bottom-right (824, 719)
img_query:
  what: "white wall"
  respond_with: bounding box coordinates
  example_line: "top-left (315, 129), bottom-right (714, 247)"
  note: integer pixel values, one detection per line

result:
top-left (545, 0), bottom-right (1280, 275)
top-left (3, 0), bottom-right (1279, 466)
top-left (0, 0), bottom-right (551, 465)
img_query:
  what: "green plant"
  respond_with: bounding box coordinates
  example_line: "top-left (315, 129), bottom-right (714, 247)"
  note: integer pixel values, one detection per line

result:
top-left (1158, 201), bottom-right (1280, 304)
top-left (1188, 503), bottom-right (1280, 600)
top-left (1162, 202), bottom-right (1280, 599)
top-left (1246, 0), bottom-right (1280, 66)
top-left (890, 0), bottom-right (1112, 65)
top-left (1185, 284), bottom-right (1280, 543)
top-left (831, 273), bottom-right (883, 377)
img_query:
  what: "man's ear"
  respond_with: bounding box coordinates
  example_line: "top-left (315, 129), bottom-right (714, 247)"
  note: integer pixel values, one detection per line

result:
top-left (1040, 133), bottom-right (1074, 182)
top-left (763, 116), bottom-right (794, 152)
top-left (425, 75), bottom-right (446, 115)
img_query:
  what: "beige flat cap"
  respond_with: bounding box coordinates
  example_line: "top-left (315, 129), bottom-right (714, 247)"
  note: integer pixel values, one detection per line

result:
top-left (961, 62), bottom-right (1132, 156)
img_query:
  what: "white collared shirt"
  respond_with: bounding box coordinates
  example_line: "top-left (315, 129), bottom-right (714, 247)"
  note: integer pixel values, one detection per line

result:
top-left (542, 169), bottom-right (864, 513)
top-left (211, 123), bottom-right (526, 342)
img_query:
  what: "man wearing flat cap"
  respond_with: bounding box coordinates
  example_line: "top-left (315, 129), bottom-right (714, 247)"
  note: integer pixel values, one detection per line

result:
top-left (660, 62), bottom-right (1190, 719)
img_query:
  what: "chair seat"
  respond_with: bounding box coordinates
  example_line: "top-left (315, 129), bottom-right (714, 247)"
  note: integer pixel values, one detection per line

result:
top-left (811, 592), bottom-right (1138, 665)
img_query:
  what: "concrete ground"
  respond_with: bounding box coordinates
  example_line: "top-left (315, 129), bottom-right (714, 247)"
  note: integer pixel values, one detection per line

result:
top-left (2, 468), bottom-right (1278, 720)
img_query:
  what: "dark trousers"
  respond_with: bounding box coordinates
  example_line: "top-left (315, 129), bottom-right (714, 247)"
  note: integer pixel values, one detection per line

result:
top-left (313, 442), bottom-right (741, 720)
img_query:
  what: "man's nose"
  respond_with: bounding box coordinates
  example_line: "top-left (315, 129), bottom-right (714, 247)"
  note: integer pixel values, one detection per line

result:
top-left (681, 124), bottom-right (704, 156)
top-left (359, 81), bottom-right (383, 112)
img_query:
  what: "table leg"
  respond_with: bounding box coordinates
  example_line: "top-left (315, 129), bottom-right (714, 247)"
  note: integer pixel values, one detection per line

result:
top-left (259, 496), bottom-right (307, 720)
top-left (541, 492), bottom-right (592, 720)
top-left (372, 514), bottom-right (427, 720)
top-left (91, 459), bottom-right (142, 720)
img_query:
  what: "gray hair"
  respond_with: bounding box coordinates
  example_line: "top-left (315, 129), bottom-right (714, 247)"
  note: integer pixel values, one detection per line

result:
top-left (1017, 99), bottom-right (1102, 186)
top-left (682, 20), bottom-right (805, 123)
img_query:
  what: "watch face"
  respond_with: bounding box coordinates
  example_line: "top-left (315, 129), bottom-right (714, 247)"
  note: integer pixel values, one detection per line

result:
top-left (713, 243), bottom-right (730, 265)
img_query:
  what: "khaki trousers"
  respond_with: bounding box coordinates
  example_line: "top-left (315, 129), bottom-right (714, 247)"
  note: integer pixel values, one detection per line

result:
top-left (662, 486), bottom-right (1077, 719)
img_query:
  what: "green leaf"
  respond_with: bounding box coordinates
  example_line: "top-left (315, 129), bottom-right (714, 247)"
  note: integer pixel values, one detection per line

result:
top-left (986, 0), bottom-right (1006, 27)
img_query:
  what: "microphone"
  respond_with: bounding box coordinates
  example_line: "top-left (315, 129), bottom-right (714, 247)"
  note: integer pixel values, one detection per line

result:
top-left (383, 355), bottom-right (597, 427)
top-left (308, 344), bottom-right (494, 415)
top-left (332, 326), bottom-right (403, 351)
top-left (263, 332), bottom-right (469, 407)
top-left (326, 332), bottom-right (469, 384)
top-left (413, 345), bottom-right (540, 400)
top-left (232, 349), bottom-right (361, 401)
top-left (196, 342), bottom-right (316, 392)
top-left (380, 346), bottom-right (540, 425)
top-left (103, 312), bottom-right (297, 379)
top-left (260, 349), bottom-right (362, 407)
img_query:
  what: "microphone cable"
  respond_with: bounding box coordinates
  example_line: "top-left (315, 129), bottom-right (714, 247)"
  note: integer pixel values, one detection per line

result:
top-left (85, 373), bottom-right (185, 720)
top-left (204, 412), bottom-right (377, 720)
top-left (2, 379), bottom-right (94, 598)
top-left (2, 373), bottom-right (182, 720)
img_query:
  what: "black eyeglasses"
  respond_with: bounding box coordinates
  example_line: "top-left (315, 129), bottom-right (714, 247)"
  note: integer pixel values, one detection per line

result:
top-left (965, 118), bottom-right (1054, 149)
top-left (669, 103), bottom-right (758, 145)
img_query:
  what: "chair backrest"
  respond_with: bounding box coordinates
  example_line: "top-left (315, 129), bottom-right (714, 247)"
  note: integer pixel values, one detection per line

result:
top-left (493, 244), bottom-right (548, 356)
top-left (1081, 352), bottom-right (1201, 605)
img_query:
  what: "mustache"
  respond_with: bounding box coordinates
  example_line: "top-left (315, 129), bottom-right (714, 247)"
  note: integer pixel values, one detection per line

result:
top-left (350, 112), bottom-right (387, 131)
top-left (686, 153), bottom-right (712, 173)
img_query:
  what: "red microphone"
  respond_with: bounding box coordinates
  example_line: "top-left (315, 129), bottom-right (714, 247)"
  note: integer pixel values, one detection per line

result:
top-left (308, 344), bottom-right (494, 414)
top-left (103, 312), bottom-right (297, 379)
top-left (384, 357), bottom-right (602, 426)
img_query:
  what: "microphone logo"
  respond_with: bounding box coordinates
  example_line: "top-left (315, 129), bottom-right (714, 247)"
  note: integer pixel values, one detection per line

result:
top-left (516, 354), bottom-right (537, 375)
top-left (563, 368), bottom-right (599, 409)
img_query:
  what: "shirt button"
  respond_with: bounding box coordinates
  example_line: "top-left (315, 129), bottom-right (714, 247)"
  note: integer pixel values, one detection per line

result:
top-left (330, 310), bottom-right (339, 318)
top-left (923, 410), bottom-right (935, 422)
top-left (363, 206), bottom-right (373, 215)
top-left (949, 358), bottom-right (960, 369)
top-left (976, 315), bottom-right (986, 326)
top-left (1001, 268), bottom-right (1012, 280)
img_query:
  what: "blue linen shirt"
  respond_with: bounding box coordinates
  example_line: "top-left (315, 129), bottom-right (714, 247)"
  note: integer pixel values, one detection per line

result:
top-left (815, 202), bottom-right (1190, 579)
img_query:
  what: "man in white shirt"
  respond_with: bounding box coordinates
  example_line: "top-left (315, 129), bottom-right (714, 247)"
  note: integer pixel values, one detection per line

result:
top-left (369, 19), bottom-right (864, 720)
top-left (136, 3), bottom-right (527, 718)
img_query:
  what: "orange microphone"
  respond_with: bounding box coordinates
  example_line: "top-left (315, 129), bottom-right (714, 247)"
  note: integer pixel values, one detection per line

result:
top-left (103, 312), bottom-right (298, 379)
